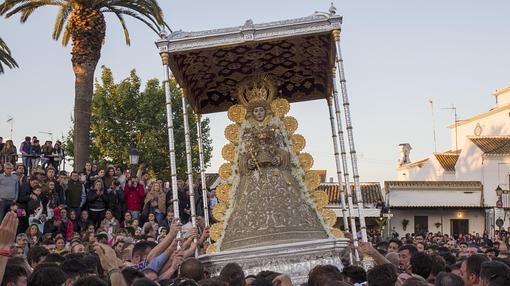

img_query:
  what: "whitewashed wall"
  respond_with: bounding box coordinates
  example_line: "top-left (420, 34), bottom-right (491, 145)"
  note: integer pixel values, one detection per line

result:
top-left (390, 209), bottom-right (485, 237)
top-left (397, 156), bottom-right (456, 181)
top-left (449, 106), bottom-right (510, 151)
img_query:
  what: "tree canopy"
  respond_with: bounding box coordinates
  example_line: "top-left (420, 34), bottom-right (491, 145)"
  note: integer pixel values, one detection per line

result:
top-left (65, 66), bottom-right (213, 180)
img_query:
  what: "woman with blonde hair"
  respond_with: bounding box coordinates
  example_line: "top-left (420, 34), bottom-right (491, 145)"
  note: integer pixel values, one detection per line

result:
top-left (143, 181), bottom-right (166, 224)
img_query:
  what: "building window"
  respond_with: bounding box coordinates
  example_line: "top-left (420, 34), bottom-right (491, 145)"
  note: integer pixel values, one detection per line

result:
top-left (414, 216), bottom-right (428, 234)
top-left (451, 219), bottom-right (469, 237)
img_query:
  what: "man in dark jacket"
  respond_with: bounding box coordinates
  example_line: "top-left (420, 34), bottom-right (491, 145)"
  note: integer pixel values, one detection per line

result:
top-left (67, 171), bottom-right (85, 216)
top-left (107, 180), bottom-right (124, 221)
top-left (18, 176), bottom-right (39, 232)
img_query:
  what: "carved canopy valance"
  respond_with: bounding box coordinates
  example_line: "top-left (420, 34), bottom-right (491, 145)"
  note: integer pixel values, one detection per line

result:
top-left (156, 13), bottom-right (342, 114)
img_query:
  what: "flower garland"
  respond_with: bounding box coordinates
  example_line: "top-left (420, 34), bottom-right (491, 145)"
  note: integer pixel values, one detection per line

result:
top-left (272, 115), bottom-right (333, 237)
top-left (215, 119), bottom-right (250, 250)
top-left (213, 106), bottom-right (335, 251)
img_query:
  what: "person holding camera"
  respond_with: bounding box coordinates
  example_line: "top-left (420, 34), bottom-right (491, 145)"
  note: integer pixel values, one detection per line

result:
top-left (107, 180), bottom-right (124, 221)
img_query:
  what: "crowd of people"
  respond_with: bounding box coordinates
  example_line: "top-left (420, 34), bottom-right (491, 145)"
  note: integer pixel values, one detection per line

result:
top-left (0, 136), bottom-right (65, 173)
top-left (0, 137), bottom-right (510, 286)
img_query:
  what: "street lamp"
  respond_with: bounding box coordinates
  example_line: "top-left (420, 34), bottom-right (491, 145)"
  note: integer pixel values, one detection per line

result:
top-left (496, 185), bottom-right (503, 197)
top-left (129, 146), bottom-right (139, 176)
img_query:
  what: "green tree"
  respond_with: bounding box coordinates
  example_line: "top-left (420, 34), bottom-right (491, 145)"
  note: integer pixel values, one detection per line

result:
top-left (1, 0), bottom-right (168, 170)
top-left (65, 67), bottom-right (213, 180)
top-left (0, 37), bottom-right (18, 74)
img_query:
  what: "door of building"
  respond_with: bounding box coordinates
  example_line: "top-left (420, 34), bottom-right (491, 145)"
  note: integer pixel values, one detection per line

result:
top-left (451, 219), bottom-right (469, 236)
top-left (414, 216), bottom-right (428, 234)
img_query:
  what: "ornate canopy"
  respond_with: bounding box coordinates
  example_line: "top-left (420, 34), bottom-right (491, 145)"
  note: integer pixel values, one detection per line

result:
top-left (156, 12), bottom-right (342, 114)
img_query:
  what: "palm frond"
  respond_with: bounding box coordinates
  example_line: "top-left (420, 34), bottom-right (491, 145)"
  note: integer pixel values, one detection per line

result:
top-left (102, 7), bottom-right (159, 35)
top-left (100, 0), bottom-right (168, 34)
top-left (103, 7), bottom-right (131, 45)
top-left (61, 21), bottom-right (71, 46)
top-left (0, 37), bottom-right (19, 74)
top-left (52, 2), bottom-right (71, 41)
top-left (3, 0), bottom-right (64, 22)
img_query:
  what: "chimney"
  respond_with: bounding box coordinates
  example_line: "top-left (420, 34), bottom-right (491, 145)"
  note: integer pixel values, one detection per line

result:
top-left (398, 143), bottom-right (412, 166)
top-left (329, 177), bottom-right (334, 183)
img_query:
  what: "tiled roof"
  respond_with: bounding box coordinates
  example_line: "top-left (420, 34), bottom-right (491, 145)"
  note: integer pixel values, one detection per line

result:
top-left (398, 158), bottom-right (429, 169)
top-left (469, 136), bottom-right (510, 155)
top-left (434, 150), bottom-right (460, 172)
top-left (385, 180), bottom-right (482, 191)
top-left (318, 182), bottom-right (383, 206)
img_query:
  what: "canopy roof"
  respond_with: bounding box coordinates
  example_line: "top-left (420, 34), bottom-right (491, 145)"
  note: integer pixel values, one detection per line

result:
top-left (156, 12), bottom-right (342, 114)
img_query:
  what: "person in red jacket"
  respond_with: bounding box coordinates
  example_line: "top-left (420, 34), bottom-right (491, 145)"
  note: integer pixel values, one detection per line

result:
top-left (124, 177), bottom-right (145, 220)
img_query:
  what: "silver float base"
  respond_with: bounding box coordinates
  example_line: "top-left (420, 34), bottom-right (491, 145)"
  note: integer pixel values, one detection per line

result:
top-left (199, 238), bottom-right (350, 284)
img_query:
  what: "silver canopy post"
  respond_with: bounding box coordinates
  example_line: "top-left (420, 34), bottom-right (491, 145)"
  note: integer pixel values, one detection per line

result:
top-left (333, 29), bottom-right (368, 243)
top-left (195, 114), bottom-right (211, 230)
top-left (161, 52), bottom-right (182, 244)
top-left (327, 94), bottom-right (353, 264)
top-left (326, 95), bottom-right (350, 232)
top-left (331, 66), bottom-right (360, 263)
top-left (180, 87), bottom-right (198, 257)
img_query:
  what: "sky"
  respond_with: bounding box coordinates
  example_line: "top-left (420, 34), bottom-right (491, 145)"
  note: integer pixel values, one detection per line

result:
top-left (1, 1), bottom-right (510, 184)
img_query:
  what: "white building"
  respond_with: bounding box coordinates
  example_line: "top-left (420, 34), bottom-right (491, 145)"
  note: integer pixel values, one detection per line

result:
top-left (386, 84), bottom-right (510, 237)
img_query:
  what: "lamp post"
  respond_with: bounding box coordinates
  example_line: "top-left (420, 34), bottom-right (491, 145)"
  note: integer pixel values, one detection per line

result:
top-left (495, 185), bottom-right (504, 238)
top-left (129, 146), bottom-right (139, 177)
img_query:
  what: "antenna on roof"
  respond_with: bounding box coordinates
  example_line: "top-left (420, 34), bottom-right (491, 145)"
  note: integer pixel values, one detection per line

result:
top-left (429, 99), bottom-right (438, 153)
top-left (442, 104), bottom-right (459, 151)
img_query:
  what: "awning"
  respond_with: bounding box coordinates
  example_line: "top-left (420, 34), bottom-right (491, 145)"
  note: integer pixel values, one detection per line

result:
top-left (385, 181), bottom-right (483, 208)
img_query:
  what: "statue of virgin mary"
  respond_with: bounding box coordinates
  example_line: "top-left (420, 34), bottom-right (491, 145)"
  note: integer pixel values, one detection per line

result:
top-left (216, 75), bottom-right (331, 251)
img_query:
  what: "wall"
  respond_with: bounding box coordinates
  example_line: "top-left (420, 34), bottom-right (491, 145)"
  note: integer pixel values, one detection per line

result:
top-left (389, 208), bottom-right (485, 237)
top-left (456, 142), bottom-right (510, 208)
top-left (450, 105), bottom-right (510, 151)
top-left (397, 155), bottom-right (456, 181)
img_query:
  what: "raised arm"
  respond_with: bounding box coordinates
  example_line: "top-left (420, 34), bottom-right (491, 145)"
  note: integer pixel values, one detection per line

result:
top-left (357, 241), bottom-right (391, 266)
top-left (158, 251), bottom-right (184, 281)
top-left (146, 219), bottom-right (181, 261)
top-left (0, 213), bottom-right (19, 283)
top-left (93, 243), bottom-right (127, 286)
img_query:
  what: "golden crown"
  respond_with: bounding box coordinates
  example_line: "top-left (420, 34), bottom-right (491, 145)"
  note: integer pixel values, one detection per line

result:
top-left (237, 75), bottom-right (276, 107)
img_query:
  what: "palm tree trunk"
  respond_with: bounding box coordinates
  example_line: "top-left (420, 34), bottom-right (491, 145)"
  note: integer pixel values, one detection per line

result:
top-left (72, 62), bottom-right (96, 170)
top-left (68, 7), bottom-right (105, 170)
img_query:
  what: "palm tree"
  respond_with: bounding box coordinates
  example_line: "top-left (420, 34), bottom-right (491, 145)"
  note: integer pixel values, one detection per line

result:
top-left (0, 37), bottom-right (18, 74)
top-left (1, 0), bottom-right (169, 170)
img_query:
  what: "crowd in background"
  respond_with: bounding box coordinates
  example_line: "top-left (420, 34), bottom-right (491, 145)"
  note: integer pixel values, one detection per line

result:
top-left (1, 136), bottom-right (510, 285)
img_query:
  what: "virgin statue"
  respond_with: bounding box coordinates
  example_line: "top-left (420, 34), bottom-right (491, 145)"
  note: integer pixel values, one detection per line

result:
top-left (217, 76), bottom-right (330, 251)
